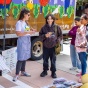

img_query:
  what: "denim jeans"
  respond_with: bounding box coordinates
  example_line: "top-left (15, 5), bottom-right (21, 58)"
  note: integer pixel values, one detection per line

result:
top-left (70, 44), bottom-right (81, 69)
top-left (78, 52), bottom-right (87, 75)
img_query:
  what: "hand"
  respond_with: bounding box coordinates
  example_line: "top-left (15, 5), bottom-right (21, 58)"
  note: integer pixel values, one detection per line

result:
top-left (28, 30), bottom-right (35, 35)
top-left (32, 29), bottom-right (37, 32)
top-left (45, 32), bottom-right (51, 38)
top-left (77, 28), bottom-right (83, 36)
top-left (30, 27), bottom-right (37, 32)
top-left (80, 42), bottom-right (87, 48)
top-left (77, 28), bottom-right (80, 32)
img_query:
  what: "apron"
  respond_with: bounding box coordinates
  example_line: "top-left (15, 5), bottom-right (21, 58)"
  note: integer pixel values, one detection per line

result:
top-left (17, 35), bottom-right (31, 61)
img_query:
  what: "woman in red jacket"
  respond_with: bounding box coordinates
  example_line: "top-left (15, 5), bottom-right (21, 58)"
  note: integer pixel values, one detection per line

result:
top-left (68, 18), bottom-right (81, 73)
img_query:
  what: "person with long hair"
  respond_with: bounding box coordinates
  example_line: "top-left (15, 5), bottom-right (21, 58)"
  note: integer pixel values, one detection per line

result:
top-left (68, 18), bottom-right (81, 73)
top-left (75, 14), bottom-right (88, 82)
top-left (13, 8), bottom-right (35, 81)
top-left (39, 14), bottom-right (62, 78)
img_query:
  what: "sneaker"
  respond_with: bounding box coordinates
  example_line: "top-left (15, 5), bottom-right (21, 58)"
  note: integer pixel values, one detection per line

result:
top-left (40, 71), bottom-right (47, 77)
top-left (76, 69), bottom-right (81, 73)
top-left (76, 72), bottom-right (82, 77)
top-left (78, 77), bottom-right (82, 83)
top-left (13, 75), bottom-right (18, 82)
top-left (21, 72), bottom-right (31, 77)
top-left (51, 72), bottom-right (57, 78)
top-left (69, 67), bottom-right (77, 70)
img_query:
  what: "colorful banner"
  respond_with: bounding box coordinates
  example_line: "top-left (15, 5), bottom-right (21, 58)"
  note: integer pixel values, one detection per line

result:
top-left (0, 0), bottom-right (11, 4)
top-left (12, 0), bottom-right (22, 4)
top-left (49, 0), bottom-right (54, 5)
top-left (33, 0), bottom-right (39, 4)
top-left (70, 0), bottom-right (75, 6)
top-left (39, 0), bottom-right (49, 6)
top-left (57, 0), bottom-right (64, 6)
top-left (0, 4), bottom-right (10, 9)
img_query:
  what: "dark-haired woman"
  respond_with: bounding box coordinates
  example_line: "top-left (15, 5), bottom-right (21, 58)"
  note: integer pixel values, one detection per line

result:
top-left (68, 18), bottom-right (81, 73)
top-left (75, 14), bottom-right (88, 82)
top-left (39, 14), bottom-right (62, 78)
top-left (13, 8), bottom-right (35, 81)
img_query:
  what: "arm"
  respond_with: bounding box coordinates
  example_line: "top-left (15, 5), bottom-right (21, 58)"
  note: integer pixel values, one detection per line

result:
top-left (77, 28), bottom-right (83, 36)
top-left (16, 31), bottom-right (35, 37)
top-left (79, 29), bottom-right (87, 47)
top-left (39, 27), bottom-right (46, 41)
top-left (15, 21), bottom-right (35, 37)
top-left (56, 26), bottom-right (63, 43)
top-left (39, 27), bottom-right (52, 42)
top-left (68, 27), bottom-right (77, 37)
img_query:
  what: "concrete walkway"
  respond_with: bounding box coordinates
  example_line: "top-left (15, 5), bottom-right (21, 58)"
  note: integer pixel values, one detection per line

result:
top-left (0, 43), bottom-right (87, 88)
top-left (0, 61), bottom-right (78, 88)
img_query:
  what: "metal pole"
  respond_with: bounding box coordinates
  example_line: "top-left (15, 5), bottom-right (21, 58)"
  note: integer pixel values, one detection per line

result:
top-left (74, 0), bottom-right (77, 19)
top-left (3, 0), bottom-right (6, 50)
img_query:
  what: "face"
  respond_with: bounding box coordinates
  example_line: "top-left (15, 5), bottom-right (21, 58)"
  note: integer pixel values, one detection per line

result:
top-left (85, 8), bottom-right (88, 18)
top-left (47, 16), bottom-right (54, 25)
top-left (75, 20), bottom-right (81, 26)
top-left (24, 12), bottom-right (30, 21)
top-left (81, 17), bottom-right (88, 25)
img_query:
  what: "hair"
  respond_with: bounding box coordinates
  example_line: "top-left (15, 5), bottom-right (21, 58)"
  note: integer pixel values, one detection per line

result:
top-left (45, 14), bottom-right (56, 24)
top-left (18, 8), bottom-right (30, 20)
top-left (85, 3), bottom-right (88, 9)
top-left (81, 14), bottom-right (88, 20)
top-left (75, 17), bottom-right (80, 21)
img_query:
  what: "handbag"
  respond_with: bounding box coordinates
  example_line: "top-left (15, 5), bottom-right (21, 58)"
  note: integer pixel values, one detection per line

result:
top-left (54, 25), bottom-right (61, 55)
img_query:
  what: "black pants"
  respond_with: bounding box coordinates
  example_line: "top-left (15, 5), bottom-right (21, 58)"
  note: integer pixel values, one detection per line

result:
top-left (16, 60), bottom-right (26, 75)
top-left (43, 46), bottom-right (56, 72)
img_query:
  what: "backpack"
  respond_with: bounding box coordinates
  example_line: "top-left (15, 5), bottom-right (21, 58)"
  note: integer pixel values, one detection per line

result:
top-left (54, 25), bottom-right (61, 55)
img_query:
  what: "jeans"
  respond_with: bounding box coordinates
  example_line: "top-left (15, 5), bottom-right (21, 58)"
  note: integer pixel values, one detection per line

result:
top-left (16, 60), bottom-right (26, 75)
top-left (70, 44), bottom-right (81, 69)
top-left (78, 52), bottom-right (87, 75)
top-left (43, 46), bottom-right (56, 72)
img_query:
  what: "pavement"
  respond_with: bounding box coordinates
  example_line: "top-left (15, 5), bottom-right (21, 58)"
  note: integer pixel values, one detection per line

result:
top-left (0, 43), bottom-right (87, 88)
top-left (0, 61), bottom-right (78, 88)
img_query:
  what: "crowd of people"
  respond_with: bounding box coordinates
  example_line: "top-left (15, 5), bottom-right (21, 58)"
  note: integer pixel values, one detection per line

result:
top-left (12, 3), bottom-right (88, 83)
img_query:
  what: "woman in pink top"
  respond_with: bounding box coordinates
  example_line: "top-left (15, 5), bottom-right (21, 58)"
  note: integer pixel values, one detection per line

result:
top-left (75, 14), bottom-right (88, 82)
top-left (75, 25), bottom-right (87, 53)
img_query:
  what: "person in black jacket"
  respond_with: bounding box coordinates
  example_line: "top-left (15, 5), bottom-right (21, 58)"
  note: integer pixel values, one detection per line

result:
top-left (39, 14), bottom-right (62, 78)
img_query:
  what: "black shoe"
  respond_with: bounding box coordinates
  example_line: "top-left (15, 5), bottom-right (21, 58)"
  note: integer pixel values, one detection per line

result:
top-left (51, 72), bottom-right (57, 78)
top-left (40, 71), bottom-right (47, 77)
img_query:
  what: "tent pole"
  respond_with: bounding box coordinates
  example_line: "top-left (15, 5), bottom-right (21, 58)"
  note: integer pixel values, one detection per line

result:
top-left (3, 0), bottom-right (6, 50)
